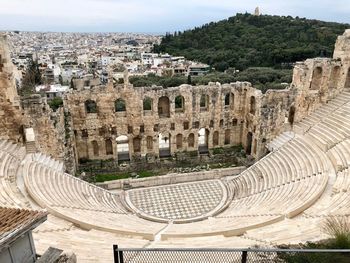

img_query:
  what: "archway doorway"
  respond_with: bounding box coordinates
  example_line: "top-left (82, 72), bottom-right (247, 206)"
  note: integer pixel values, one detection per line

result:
top-left (345, 68), bottom-right (350, 89)
top-left (133, 137), bottom-right (141, 153)
top-left (105, 139), bottom-right (113, 155)
top-left (288, 106), bottom-right (296, 126)
top-left (198, 128), bottom-right (209, 154)
top-left (330, 66), bottom-right (341, 90)
top-left (159, 133), bottom-right (171, 157)
top-left (116, 135), bottom-right (130, 161)
top-left (213, 131), bottom-right (219, 146)
top-left (310, 67), bottom-right (323, 90)
top-left (188, 133), bottom-right (195, 148)
top-left (158, 96), bottom-right (170, 118)
top-left (246, 132), bottom-right (253, 155)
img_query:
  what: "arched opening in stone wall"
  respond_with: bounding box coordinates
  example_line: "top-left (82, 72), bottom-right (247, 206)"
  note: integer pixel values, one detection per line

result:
top-left (288, 106), bottom-right (296, 126)
top-left (158, 96), bottom-right (170, 118)
top-left (159, 133), bottom-right (171, 157)
top-left (232, 118), bottom-right (238, 126)
top-left (146, 136), bottom-right (153, 151)
top-left (105, 139), bottom-right (113, 155)
top-left (77, 142), bottom-right (88, 161)
top-left (188, 133), bottom-right (195, 148)
top-left (115, 98), bottom-right (126, 112)
top-left (253, 139), bottom-right (258, 155)
top-left (224, 93), bottom-right (230, 106)
top-left (198, 128), bottom-right (209, 154)
top-left (143, 97), bottom-right (153, 111)
top-left (176, 134), bottom-right (183, 149)
top-left (200, 94), bottom-right (209, 111)
top-left (246, 132), bottom-right (253, 155)
top-left (250, 96), bottom-right (256, 114)
top-left (224, 93), bottom-right (234, 108)
top-left (85, 100), bottom-right (97, 113)
top-left (213, 131), bottom-right (219, 146)
top-left (175, 95), bottom-right (185, 113)
top-left (330, 66), bottom-right (341, 90)
top-left (224, 129), bottom-right (231, 145)
top-left (92, 140), bottom-right (99, 156)
top-left (345, 68), bottom-right (350, 89)
top-left (82, 129), bottom-right (88, 138)
top-left (116, 135), bottom-right (130, 161)
top-left (133, 137), bottom-right (141, 153)
top-left (230, 93), bottom-right (235, 109)
top-left (310, 66), bottom-right (323, 90)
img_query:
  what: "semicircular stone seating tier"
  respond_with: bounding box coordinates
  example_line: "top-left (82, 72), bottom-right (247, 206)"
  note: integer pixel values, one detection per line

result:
top-left (2, 90), bottom-right (350, 262)
top-left (22, 154), bottom-right (166, 240)
top-left (125, 180), bottom-right (228, 223)
top-left (0, 139), bottom-right (30, 208)
top-left (20, 130), bottom-right (333, 241)
top-left (160, 134), bottom-right (332, 240)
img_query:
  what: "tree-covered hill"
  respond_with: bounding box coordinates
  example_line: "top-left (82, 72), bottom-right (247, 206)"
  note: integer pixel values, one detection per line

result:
top-left (153, 13), bottom-right (350, 71)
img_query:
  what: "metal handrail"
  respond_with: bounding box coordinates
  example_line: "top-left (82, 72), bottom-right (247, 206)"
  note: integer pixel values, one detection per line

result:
top-left (115, 247), bottom-right (350, 253)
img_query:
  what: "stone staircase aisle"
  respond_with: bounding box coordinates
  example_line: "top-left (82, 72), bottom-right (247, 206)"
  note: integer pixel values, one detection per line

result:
top-left (267, 131), bottom-right (295, 152)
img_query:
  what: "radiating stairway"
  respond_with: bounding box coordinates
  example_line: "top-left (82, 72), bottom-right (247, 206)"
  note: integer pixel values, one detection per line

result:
top-left (267, 131), bottom-right (295, 151)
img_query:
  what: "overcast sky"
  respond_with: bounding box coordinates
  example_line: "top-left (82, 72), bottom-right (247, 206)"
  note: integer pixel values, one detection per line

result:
top-left (0, 0), bottom-right (349, 33)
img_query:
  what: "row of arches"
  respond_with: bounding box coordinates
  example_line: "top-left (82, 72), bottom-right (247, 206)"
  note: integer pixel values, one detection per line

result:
top-left (84, 93), bottom-right (238, 116)
top-left (310, 65), bottom-right (350, 90)
top-left (79, 128), bottom-right (243, 161)
top-left (85, 99), bottom-right (126, 113)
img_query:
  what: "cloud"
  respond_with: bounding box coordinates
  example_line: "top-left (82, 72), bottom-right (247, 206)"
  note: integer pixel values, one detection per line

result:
top-left (0, 0), bottom-right (348, 32)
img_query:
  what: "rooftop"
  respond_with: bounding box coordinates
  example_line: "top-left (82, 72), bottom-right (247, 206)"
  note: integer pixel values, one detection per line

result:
top-left (0, 207), bottom-right (47, 247)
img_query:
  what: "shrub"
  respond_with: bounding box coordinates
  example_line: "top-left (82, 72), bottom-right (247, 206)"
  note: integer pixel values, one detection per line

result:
top-left (323, 216), bottom-right (350, 249)
top-left (48, 97), bottom-right (63, 111)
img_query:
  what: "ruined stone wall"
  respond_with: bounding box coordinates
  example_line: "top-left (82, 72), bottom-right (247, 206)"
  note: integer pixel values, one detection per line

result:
top-left (0, 34), bottom-right (74, 171)
top-left (65, 29), bottom-right (350, 167)
top-left (0, 34), bottom-right (24, 142)
top-left (3, 30), bottom-right (350, 171)
top-left (291, 30), bottom-right (350, 123)
top-left (21, 95), bottom-right (66, 161)
top-left (65, 79), bottom-right (291, 163)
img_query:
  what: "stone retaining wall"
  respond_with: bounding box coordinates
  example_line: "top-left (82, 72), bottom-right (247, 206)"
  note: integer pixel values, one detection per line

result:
top-left (97, 166), bottom-right (245, 190)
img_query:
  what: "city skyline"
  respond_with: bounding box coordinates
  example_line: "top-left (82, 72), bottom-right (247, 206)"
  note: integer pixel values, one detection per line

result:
top-left (0, 0), bottom-right (349, 33)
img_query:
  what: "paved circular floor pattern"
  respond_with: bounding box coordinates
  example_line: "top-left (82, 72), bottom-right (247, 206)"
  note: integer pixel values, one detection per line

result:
top-left (125, 180), bottom-right (228, 223)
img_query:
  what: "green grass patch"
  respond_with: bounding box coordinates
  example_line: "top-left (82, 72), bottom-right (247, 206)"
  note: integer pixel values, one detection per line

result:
top-left (212, 147), bottom-right (225, 155)
top-left (138, 170), bottom-right (158, 178)
top-left (95, 173), bottom-right (130, 182)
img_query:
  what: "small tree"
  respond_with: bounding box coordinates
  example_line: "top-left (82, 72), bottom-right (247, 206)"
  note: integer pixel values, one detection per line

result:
top-left (187, 74), bottom-right (192, 85)
top-left (20, 59), bottom-right (42, 96)
top-left (48, 97), bottom-right (63, 111)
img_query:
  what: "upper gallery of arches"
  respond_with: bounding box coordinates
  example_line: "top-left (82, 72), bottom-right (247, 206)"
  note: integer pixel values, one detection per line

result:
top-left (65, 81), bottom-right (259, 126)
top-left (291, 58), bottom-right (345, 96)
top-left (291, 30), bottom-right (350, 95)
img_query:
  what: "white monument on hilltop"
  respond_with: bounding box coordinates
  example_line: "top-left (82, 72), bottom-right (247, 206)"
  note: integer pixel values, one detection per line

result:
top-left (254, 6), bottom-right (260, 16)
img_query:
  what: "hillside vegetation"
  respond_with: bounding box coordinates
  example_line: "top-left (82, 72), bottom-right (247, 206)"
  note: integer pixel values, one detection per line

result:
top-left (130, 67), bottom-right (292, 93)
top-left (154, 13), bottom-right (349, 71)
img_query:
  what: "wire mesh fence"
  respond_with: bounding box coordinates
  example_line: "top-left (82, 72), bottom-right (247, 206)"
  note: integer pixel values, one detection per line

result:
top-left (113, 246), bottom-right (350, 263)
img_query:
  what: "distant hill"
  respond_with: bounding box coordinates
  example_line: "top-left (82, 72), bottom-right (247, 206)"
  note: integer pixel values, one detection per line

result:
top-left (153, 13), bottom-right (350, 71)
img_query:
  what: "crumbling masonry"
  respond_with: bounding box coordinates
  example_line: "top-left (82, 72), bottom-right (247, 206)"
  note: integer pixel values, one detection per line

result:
top-left (1, 30), bottom-right (350, 170)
